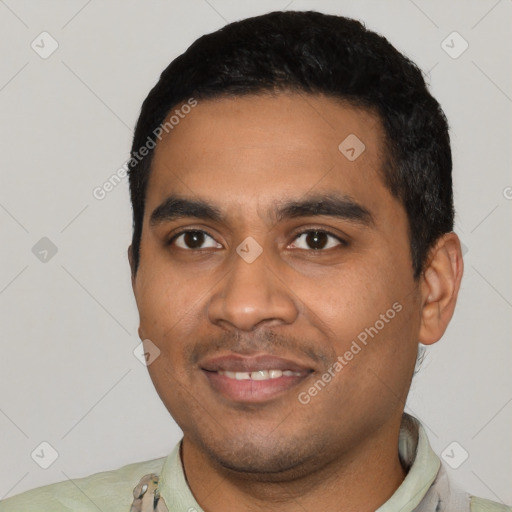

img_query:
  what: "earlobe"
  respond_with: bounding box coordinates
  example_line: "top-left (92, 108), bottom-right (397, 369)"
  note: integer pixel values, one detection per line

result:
top-left (418, 232), bottom-right (464, 345)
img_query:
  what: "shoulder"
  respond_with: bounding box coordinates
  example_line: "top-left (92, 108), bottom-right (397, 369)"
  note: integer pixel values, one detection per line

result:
top-left (0, 456), bottom-right (167, 512)
top-left (471, 495), bottom-right (512, 512)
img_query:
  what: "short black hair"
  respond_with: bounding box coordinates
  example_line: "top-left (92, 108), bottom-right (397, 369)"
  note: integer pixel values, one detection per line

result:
top-left (128, 10), bottom-right (453, 278)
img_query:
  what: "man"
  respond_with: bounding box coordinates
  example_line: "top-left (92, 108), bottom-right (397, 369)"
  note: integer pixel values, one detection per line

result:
top-left (2, 9), bottom-right (510, 512)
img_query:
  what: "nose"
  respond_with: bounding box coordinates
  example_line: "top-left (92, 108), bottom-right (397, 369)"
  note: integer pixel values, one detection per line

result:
top-left (207, 244), bottom-right (299, 332)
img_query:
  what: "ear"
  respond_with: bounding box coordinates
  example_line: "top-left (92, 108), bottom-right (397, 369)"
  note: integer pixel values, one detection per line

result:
top-left (128, 246), bottom-right (145, 341)
top-left (128, 245), bottom-right (136, 288)
top-left (418, 232), bottom-right (464, 345)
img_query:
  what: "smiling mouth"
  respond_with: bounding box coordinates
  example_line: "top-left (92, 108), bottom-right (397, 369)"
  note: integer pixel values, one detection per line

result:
top-left (200, 353), bottom-right (314, 403)
top-left (216, 369), bottom-right (304, 380)
top-left (202, 369), bottom-right (312, 404)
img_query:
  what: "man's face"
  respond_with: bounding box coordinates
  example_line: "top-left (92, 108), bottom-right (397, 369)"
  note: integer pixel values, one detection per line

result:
top-left (131, 93), bottom-right (422, 476)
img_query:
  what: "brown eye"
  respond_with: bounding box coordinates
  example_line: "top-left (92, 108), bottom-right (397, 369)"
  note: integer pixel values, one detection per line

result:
top-left (171, 230), bottom-right (221, 250)
top-left (291, 230), bottom-right (345, 250)
top-left (183, 231), bottom-right (205, 248)
top-left (305, 231), bottom-right (329, 250)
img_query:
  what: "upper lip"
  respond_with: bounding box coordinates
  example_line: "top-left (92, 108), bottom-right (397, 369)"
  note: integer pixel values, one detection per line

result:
top-left (200, 354), bottom-right (314, 374)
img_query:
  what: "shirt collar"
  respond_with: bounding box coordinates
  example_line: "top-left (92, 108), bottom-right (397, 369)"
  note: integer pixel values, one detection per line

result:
top-left (157, 441), bottom-right (202, 512)
top-left (157, 413), bottom-right (440, 512)
top-left (376, 413), bottom-right (440, 512)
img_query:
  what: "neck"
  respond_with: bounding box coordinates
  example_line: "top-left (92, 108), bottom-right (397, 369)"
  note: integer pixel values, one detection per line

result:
top-left (181, 417), bottom-right (407, 512)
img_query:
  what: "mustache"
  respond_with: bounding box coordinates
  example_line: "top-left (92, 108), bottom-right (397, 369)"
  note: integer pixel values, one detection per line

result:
top-left (186, 328), bottom-right (335, 368)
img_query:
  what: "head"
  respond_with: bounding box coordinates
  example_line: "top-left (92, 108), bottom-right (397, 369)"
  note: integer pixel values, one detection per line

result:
top-left (127, 11), bottom-right (463, 479)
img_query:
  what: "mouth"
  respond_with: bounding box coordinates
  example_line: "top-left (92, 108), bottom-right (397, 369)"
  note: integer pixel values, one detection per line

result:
top-left (200, 354), bottom-right (314, 404)
top-left (216, 369), bottom-right (304, 380)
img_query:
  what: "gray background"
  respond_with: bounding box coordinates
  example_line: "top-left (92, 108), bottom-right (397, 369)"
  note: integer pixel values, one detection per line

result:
top-left (0, 0), bottom-right (511, 505)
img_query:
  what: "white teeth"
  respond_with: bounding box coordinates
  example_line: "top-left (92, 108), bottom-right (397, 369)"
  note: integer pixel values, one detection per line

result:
top-left (251, 370), bottom-right (269, 380)
top-left (218, 369), bottom-right (301, 380)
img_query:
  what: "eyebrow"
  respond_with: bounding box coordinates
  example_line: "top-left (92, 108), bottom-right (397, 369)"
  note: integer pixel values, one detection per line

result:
top-left (149, 193), bottom-right (373, 228)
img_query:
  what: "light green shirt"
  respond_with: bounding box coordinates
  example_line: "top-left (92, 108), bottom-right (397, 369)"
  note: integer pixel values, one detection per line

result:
top-left (1, 414), bottom-right (510, 511)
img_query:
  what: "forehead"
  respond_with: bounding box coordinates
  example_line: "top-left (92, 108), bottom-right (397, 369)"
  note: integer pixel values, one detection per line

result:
top-left (146, 92), bottom-right (393, 222)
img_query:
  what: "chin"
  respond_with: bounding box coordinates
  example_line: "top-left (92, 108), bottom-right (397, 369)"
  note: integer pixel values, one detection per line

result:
top-left (198, 433), bottom-right (318, 480)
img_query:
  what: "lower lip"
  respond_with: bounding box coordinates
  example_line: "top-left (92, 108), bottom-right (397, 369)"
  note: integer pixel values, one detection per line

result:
top-left (202, 370), bottom-right (310, 403)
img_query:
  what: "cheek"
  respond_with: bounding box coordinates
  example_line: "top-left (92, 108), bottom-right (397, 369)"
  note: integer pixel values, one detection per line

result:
top-left (345, 296), bottom-right (420, 391)
top-left (134, 266), bottom-right (199, 344)
top-left (314, 256), bottom-right (419, 372)
top-left (309, 264), bottom-right (395, 336)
